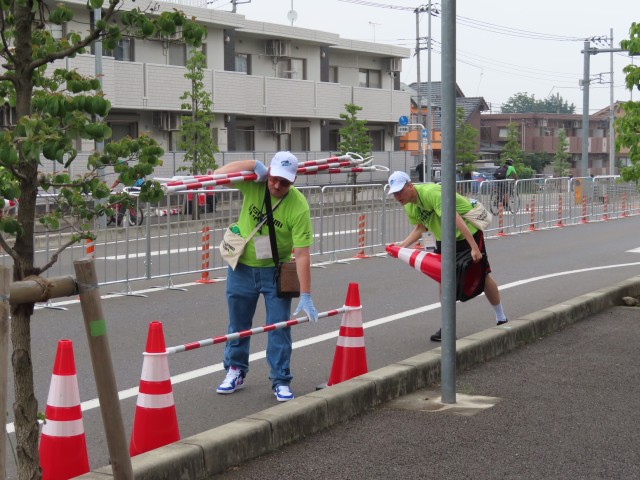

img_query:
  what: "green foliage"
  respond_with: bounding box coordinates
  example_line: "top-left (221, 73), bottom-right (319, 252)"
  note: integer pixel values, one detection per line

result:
top-left (338, 103), bottom-right (373, 158)
top-left (501, 92), bottom-right (575, 114)
top-left (0, 2), bottom-right (208, 475)
top-left (454, 107), bottom-right (478, 175)
top-left (553, 129), bottom-right (570, 177)
top-left (177, 50), bottom-right (219, 175)
top-left (500, 123), bottom-right (533, 178)
top-left (523, 152), bottom-right (553, 174)
top-left (617, 22), bottom-right (640, 186)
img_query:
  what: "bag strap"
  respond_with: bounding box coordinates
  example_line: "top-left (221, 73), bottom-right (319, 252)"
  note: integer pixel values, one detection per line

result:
top-left (264, 185), bottom-right (288, 269)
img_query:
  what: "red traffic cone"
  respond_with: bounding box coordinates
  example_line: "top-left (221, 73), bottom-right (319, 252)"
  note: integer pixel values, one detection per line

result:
top-left (39, 339), bottom-right (90, 480)
top-left (386, 244), bottom-right (441, 283)
top-left (130, 321), bottom-right (180, 456)
top-left (326, 283), bottom-right (368, 386)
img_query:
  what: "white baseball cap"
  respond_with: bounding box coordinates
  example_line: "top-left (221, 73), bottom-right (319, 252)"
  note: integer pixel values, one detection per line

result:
top-left (269, 151), bottom-right (298, 183)
top-left (387, 171), bottom-right (411, 194)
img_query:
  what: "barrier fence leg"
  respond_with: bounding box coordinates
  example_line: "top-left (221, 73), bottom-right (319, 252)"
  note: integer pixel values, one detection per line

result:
top-left (555, 195), bottom-right (564, 228)
top-left (353, 214), bottom-right (369, 259)
top-left (581, 195), bottom-right (588, 224)
top-left (195, 224), bottom-right (216, 284)
top-left (528, 197), bottom-right (536, 231)
top-left (497, 202), bottom-right (507, 237)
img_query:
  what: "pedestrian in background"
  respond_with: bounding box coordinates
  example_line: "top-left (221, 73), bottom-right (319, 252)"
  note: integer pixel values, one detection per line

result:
top-left (214, 152), bottom-right (318, 402)
top-left (387, 171), bottom-right (509, 342)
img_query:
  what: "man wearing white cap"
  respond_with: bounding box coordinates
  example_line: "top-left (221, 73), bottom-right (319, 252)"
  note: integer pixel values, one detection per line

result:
top-left (387, 171), bottom-right (508, 341)
top-left (214, 152), bottom-right (317, 401)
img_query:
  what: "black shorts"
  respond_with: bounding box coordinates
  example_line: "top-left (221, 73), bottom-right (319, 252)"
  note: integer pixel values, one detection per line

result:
top-left (434, 231), bottom-right (491, 274)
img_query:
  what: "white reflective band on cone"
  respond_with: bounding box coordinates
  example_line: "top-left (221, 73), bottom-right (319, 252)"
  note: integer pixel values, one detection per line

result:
top-left (46, 375), bottom-right (81, 408)
top-left (341, 311), bottom-right (363, 328)
top-left (140, 358), bottom-right (171, 382)
top-left (136, 392), bottom-right (175, 409)
top-left (42, 418), bottom-right (84, 437)
top-left (336, 336), bottom-right (366, 348)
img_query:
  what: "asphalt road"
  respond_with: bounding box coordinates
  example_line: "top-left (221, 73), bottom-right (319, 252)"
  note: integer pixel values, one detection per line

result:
top-left (4, 214), bottom-right (640, 478)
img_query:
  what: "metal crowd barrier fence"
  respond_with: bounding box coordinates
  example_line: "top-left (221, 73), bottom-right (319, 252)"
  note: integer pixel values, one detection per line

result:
top-left (1, 176), bottom-right (638, 299)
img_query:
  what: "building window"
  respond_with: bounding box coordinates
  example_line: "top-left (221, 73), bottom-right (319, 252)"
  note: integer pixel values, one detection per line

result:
top-left (104, 37), bottom-right (134, 62)
top-left (359, 69), bottom-right (381, 88)
top-left (369, 130), bottom-right (384, 151)
top-left (108, 122), bottom-right (138, 142)
top-left (291, 127), bottom-right (310, 151)
top-left (235, 53), bottom-right (250, 74)
top-left (168, 42), bottom-right (187, 66)
top-left (498, 127), bottom-right (508, 139)
top-left (236, 126), bottom-right (255, 151)
top-left (277, 58), bottom-right (306, 79)
top-left (329, 66), bottom-right (338, 83)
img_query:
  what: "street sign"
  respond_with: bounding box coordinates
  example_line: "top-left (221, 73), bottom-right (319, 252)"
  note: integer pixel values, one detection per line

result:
top-left (398, 116), bottom-right (409, 126)
top-left (422, 129), bottom-right (428, 139)
top-left (397, 126), bottom-right (409, 135)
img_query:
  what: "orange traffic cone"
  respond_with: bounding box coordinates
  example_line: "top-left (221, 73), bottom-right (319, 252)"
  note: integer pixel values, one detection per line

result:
top-left (129, 321), bottom-right (180, 456)
top-left (39, 339), bottom-right (90, 480)
top-left (326, 283), bottom-right (368, 386)
top-left (386, 244), bottom-right (486, 302)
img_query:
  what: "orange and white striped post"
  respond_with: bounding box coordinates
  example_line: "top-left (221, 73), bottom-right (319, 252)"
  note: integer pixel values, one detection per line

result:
top-left (195, 225), bottom-right (216, 284)
top-left (603, 194), bottom-right (609, 221)
top-left (581, 195), bottom-right (588, 224)
top-left (85, 238), bottom-right (95, 259)
top-left (528, 197), bottom-right (536, 231)
top-left (497, 201), bottom-right (507, 237)
top-left (555, 195), bottom-right (564, 228)
top-left (622, 192), bottom-right (628, 217)
top-left (353, 214), bottom-right (369, 259)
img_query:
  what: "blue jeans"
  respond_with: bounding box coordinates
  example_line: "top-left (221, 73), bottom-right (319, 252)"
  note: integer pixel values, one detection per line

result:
top-left (224, 263), bottom-right (293, 390)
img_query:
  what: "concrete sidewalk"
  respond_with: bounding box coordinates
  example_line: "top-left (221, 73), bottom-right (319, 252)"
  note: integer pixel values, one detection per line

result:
top-left (79, 276), bottom-right (640, 480)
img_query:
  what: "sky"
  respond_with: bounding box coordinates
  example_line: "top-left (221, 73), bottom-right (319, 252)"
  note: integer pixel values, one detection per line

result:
top-left (205, 0), bottom-right (637, 115)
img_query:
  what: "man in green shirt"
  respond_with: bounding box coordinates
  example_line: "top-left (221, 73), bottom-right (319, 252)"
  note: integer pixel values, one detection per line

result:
top-left (215, 152), bottom-right (317, 402)
top-left (388, 171), bottom-right (509, 342)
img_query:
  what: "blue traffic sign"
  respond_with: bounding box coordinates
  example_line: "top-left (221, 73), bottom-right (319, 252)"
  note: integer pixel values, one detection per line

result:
top-left (398, 116), bottom-right (409, 126)
top-left (422, 129), bottom-right (428, 138)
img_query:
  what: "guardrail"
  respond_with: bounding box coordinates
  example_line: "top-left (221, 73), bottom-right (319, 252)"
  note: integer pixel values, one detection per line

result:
top-left (2, 176), bottom-right (638, 297)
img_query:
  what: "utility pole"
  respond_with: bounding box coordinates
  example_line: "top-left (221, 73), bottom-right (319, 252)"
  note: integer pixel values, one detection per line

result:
top-left (415, 7), bottom-right (424, 182)
top-left (609, 28), bottom-right (615, 176)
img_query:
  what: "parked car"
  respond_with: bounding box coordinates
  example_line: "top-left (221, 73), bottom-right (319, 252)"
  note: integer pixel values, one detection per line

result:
top-left (471, 171), bottom-right (490, 193)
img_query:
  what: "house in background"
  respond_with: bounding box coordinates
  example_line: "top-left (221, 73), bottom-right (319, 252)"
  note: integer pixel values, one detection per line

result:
top-left (399, 82), bottom-right (488, 168)
top-left (479, 110), bottom-right (625, 175)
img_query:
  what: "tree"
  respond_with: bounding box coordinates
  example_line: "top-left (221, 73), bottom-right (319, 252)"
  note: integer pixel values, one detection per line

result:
top-left (616, 22), bottom-right (640, 187)
top-left (553, 129), bottom-right (571, 177)
top-left (178, 49), bottom-right (219, 218)
top-left (500, 123), bottom-right (534, 179)
top-left (523, 152), bottom-right (553, 174)
top-left (338, 103), bottom-right (372, 203)
top-left (501, 92), bottom-right (575, 114)
top-left (0, 2), bottom-right (205, 477)
top-left (455, 106), bottom-right (479, 178)
top-left (338, 103), bottom-right (372, 158)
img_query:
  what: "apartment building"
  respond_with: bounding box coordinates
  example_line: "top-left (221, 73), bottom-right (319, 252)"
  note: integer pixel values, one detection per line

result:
top-left (9, 0), bottom-right (411, 158)
top-left (479, 110), bottom-right (625, 175)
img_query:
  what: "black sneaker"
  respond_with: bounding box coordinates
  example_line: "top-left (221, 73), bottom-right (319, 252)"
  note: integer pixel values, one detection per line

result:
top-left (497, 319), bottom-right (509, 326)
top-left (430, 328), bottom-right (441, 342)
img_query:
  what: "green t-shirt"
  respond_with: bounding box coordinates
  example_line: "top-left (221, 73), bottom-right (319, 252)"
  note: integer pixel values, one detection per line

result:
top-left (404, 183), bottom-right (477, 241)
top-left (506, 165), bottom-right (517, 178)
top-left (235, 181), bottom-right (313, 267)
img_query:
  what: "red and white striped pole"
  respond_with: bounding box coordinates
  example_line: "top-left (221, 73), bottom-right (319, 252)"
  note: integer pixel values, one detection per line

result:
top-left (528, 196), bottom-right (536, 231)
top-left (555, 195), bottom-right (564, 227)
top-left (353, 214), bottom-right (368, 259)
top-left (581, 195), bottom-right (588, 224)
top-left (622, 192), bottom-right (628, 217)
top-left (497, 201), bottom-right (507, 237)
top-left (195, 225), bottom-right (215, 284)
top-left (165, 307), bottom-right (348, 355)
top-left (603, 194), bottom-right (609, 221)
top-left (85, 238), bottom-right (95, 259)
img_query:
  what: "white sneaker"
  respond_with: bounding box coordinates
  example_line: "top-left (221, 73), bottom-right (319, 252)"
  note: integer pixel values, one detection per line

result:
top-left (216, 367), bottom-right (245, 394)
top-left (274, 385), bottom-right (294, 402)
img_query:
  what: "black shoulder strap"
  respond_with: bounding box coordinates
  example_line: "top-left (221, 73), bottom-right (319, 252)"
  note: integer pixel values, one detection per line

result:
top-left (264, 185), bottom-right (281, 268)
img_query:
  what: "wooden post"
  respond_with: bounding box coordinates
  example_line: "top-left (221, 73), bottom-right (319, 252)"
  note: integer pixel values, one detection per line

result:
top-left (0, 267), bottom-right (11, 480)
top-left (74, 259), bottom-right (133, 480)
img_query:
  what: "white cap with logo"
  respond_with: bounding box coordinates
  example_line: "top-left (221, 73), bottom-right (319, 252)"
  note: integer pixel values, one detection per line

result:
top-left (387, 171), bottom-right (411, 194)
top-left (269, 151), bottom-right (299, 183)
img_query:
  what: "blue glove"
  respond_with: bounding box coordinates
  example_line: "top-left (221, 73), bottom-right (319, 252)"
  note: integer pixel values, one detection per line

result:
top-left (294, 293), bottom-right (319, 323)
top-left (254, 160), bottom-right (268, 182)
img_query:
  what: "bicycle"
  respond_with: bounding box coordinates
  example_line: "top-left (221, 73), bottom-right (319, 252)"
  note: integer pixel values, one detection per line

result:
top-left (489, 182), bottom-right (520, 215)
top-left (107, 186), bottom-right (144, 226)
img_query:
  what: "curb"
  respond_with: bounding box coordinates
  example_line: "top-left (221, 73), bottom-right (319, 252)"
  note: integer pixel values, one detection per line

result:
top-left (78, 275), bottom-right (640, 479)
